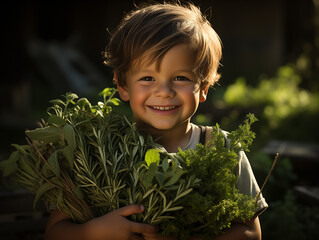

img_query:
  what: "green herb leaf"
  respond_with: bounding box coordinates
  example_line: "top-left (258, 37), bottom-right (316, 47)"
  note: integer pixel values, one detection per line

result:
top-left (63, 124), bottom-right (76, 148)
top-left (164, 169), bottom-right (185, 187)
top-left (77, 98), bottom-right (92, 110)
top-left (49, 99), bottom-right (66, 106)
top-left (61, 124), bottom-right (76, 168)
top-left (145, 149), bottom-right (160, 167)
top-left (164, 206), bottom-right (183, 212)
top-left (33, 182), bottom-right (55, 209)
top-left (141, 163), bottom-right (157, 187)
top-left (12, 144), bottom-right (30, 156)
top-left (143, 189), bottom-right (155, 199)
top-left (162, 158), bottom-right (169, 172)
top-left (99, 88), bottom-right (115, 98)
top-left (47, 115), bottom-right (66, 126)
top-left (175, 188), bottom-right (193, 201)
top-left (26, 126), bottom-right (61, 143)
top-left (65, 92), bottom-right (78, 102)
top-left (156, 171), bottom-right (165, 186)
top-left (62, 146), bottom-right (75, 169)
top-left (0, 151), bottom-right (19, 176)
top-left (47, 150), bottom-right (60, 177)
top-left (111, 98), bottom-right (121, 106)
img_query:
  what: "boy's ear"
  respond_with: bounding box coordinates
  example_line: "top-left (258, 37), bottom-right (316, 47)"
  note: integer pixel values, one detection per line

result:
top-left (114, 72), bottom-right (130, 101)
top-left (199, 85), bottom-right (209, 102)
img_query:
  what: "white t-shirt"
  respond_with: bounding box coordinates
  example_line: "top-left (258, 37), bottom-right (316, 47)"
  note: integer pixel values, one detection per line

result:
top-left (179, 123), bottom-right (268, 215)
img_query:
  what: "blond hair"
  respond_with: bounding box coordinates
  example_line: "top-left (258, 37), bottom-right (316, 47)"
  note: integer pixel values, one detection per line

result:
top-left (104, 2), bottom-right (222, 88)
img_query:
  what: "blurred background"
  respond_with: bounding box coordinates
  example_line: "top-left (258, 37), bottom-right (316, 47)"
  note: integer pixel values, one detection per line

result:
top-left (0, 0), bottom-right (318, 239)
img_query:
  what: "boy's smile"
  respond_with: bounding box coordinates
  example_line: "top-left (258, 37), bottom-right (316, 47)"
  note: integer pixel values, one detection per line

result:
top-left (116, 43), bottom-right (208, 146)
top-left (147, 105), bottom-right (180, 115)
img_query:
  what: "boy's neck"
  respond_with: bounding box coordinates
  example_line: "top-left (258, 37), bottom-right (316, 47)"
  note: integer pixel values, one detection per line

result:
top-left (137, 121), bottom-right (192, 153)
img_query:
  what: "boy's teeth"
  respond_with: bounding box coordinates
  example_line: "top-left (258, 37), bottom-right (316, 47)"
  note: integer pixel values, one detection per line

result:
top-left (153, 106), bottom-right (176, 110)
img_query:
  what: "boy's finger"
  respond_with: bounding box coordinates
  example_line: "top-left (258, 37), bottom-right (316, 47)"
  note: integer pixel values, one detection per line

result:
top-left (130, 221), bottom-right (158, 234)
top-left (131, 233), bottom-right (144, 240)
top-left (114, 204), bottom-right (145, 217)
top-left (142, 232), bottom-right (161, 240)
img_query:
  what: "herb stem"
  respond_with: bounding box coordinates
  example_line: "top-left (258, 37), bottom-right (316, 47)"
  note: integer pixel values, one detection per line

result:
top-left (19, 154), bottom-right (61, 190)
top-left (255, 153), bottom-right (279, 206)
top-left (28, 138), bottom-right (58, 176)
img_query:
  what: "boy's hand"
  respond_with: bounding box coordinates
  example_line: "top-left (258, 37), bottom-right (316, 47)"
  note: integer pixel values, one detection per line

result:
top-left (143, 233), bottom-right (179, 240)
top-left (86, 204), bottom-right (158, 240)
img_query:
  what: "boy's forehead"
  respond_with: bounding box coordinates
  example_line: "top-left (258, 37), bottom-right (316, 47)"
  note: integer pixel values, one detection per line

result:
top-left (129, 43), bottom-right (196, 72)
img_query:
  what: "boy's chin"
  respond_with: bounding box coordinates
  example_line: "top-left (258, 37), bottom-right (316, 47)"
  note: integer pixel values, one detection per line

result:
top-left (137, 121), bottom-right (175, 132)
top-left (146, 122), bottom-right (189, 133)
top-left (148, 124), bottom-right (174, 131)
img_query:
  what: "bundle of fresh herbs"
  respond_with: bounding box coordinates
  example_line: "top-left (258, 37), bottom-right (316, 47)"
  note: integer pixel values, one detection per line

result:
top-left (159, 115), bottom-right (258, 239)
top-left (0, 88), bottom-right (258, 239)
top-left (0, 88), bottom-right (197, 224)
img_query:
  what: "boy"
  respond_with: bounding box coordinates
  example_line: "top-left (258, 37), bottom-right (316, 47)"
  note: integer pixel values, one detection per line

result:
top-left (45, 2), bottom-right (267, 240)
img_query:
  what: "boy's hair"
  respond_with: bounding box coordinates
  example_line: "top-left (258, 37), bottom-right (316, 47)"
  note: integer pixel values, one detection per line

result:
top-left (103, 2), bottom-right (222, 89)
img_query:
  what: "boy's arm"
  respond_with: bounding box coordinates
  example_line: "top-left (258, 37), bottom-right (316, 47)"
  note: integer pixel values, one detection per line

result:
top-left (212, 214), bottom-right (261, 240)
top-left (44, 204), bottom-right (158, 240)
top-left (142, 214), bottom-right (261, 240)
top-left (186, 214), bottom-right (261, 240)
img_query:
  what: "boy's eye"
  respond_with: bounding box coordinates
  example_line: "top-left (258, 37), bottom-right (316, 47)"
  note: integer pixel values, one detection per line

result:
top-left (140, 77), bottom-right (154, 81)
top-left (174, 76), bottom-right (190, 81)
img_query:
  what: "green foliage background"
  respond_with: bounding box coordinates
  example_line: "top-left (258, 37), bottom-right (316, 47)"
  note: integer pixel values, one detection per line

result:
top-left (222, 65), bottom-right (319, 143)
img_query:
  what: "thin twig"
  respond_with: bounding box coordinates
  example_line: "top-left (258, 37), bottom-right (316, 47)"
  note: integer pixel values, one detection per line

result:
top-left (255, 153), bottom-right (279, 206)
top-left (79, 109), bottom-right (96, 117)
top-left (27, 137), bottom-right (58, 176)
top-left (19, 153), bottom-right (61, 190)
top-left (25, 138), bottom-right (87, 207)
top-left (60, 171), bottom-right (94, 220)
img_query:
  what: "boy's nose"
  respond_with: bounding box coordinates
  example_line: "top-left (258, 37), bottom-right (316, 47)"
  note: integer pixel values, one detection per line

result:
top-left (154, 82), bottom-right (175, 98)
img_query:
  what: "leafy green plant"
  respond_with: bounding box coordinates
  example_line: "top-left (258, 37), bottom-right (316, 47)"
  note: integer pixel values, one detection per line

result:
top-left (0, 89), bottom-right (258, 239)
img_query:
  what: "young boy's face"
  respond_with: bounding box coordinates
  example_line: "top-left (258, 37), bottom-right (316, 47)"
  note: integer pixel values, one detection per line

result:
top-left (117, 44), bottom-right (208, 132)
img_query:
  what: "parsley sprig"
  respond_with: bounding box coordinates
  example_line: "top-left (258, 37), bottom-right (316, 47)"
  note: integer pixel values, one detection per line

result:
top-left (158, 115), bottom-right (258, 239)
